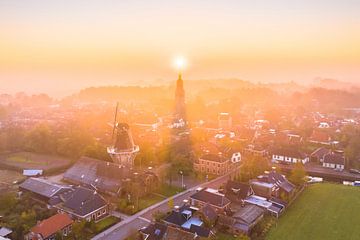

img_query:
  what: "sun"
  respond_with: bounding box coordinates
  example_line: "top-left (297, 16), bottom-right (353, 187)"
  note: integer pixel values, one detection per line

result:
top-left (173, 56), bottom-right (187, 71)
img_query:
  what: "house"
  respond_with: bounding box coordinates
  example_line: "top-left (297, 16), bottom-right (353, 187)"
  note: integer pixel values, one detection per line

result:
top-left (217, 205), bottom-right (264, 235)
top-left (323, 152), bottom-right (345, 170)
top-left (218, 112), bottom-right (232, 130)
top-left (163, 205), bottom-right (202, 229)
top-left (190, 188), bottom-right (231, 213)
top-left (308, 129), bottom-right (332, 145)
top-left (25, 213), bottom-right (73, 240)
top-left (193, 153), bottom-right (231, 176)
top-left (232, 205), bottom-right (264, 234)
top-left (63, 156), bottom-right (127, 195)
top-left (162, 205), bottom-right (213, 239)
top-left (23, 169), bottom-right (43, 177)
top-left (311, 147), bottom-right (331, 162)
top-left (0, 227), bottom-right (12, 238)
top-left (244, 144), bottom-right (268, 157)
top-left (250, 170), bottom-right (295, 199)
top-left (244, 195), bottom-right (284, 218)
top-left (271, 148), bottom-right (309, 164)
top-left (224, 180), bottom-right (253, 204)
top-left (51, 186), bottom-right (109, 222)
top-left (64, 156), bottom-right (158, 196)
top-left (19, 178), bottom-right (72, 203)
top-left (139, 222), bottom-right (168, 240)
top-left (199, 204), bottom-right (218, 226)
top-left (163, 226), bottom-right (200, 240)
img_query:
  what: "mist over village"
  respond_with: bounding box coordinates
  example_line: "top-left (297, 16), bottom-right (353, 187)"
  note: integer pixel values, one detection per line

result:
top-left (1, 1), bottom-right (360, 240)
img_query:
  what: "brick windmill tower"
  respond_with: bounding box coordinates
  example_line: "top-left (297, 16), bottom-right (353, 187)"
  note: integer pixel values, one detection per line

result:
top-left (107, 103), bottom-right (139, 168)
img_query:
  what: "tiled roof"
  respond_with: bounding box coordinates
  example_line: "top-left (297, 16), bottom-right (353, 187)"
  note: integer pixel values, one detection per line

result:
top-left (233, 205), bottom-right (264, 224)
top-left (63, 156), bottom-right (127, 193)
top-left (31, 213), bottom-right (73, 239)
top-left (190, 188), bottom-right (230, 208)
top-left (19, 178), bottom-right (71, 199)
top-left (62, 187), bottom-right (107, 217)
top-left (323, 153), bottom-right (345, 165)
top-left (199, 153), bottom-right (228, 163)
top-left (163, 226), bottom-right (197, 240)
top-left (225, 180), bottom-right (251, 201)
top-left (139, 223), bottom-right (167, 240)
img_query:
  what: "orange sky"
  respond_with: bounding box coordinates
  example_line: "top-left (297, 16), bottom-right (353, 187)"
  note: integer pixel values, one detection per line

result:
top-left (0, 0), bottom-right (359, 96)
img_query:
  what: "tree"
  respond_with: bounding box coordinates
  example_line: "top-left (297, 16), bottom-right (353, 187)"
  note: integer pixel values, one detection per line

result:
top-left (289, 162), bottom-right (306, 185)
top-left (69, 220), bottom-right (89, 240)
top-left (167, 198), bottom-right (174, 210)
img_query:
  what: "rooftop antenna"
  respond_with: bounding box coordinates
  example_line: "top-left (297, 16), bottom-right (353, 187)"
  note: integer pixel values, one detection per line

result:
top-left (112, 102), bottom-right (119, 141)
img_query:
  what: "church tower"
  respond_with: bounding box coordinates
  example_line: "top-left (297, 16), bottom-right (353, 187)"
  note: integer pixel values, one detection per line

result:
top-left (174, 72), bottom-right (186, 122)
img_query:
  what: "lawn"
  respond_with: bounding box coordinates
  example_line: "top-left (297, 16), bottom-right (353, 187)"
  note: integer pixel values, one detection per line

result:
top-left (155, 184), bottom-right (182, 197)
top-left (138, 194), bottom-right (164, 210)
top-left (267, 183), bottom-right (360, 240)
top-left (0, 152), bottom-right (71, 171)
top-left (94, 216), bottom-right (120, 233)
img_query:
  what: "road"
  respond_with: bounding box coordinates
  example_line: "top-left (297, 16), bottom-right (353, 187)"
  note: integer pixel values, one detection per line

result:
top-left (92, 167), bottom-right (240, 240)
top-left (275, 163), bottom-right (360, 182)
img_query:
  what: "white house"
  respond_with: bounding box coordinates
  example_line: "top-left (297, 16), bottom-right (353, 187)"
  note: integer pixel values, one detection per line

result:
top-left (322, 153), bottom-right (345, 171)
top-left (272, 148), bottom-right (309, 164)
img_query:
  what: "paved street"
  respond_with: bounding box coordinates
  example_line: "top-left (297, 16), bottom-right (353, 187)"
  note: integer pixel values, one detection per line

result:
top-left (92, 167), bottom-right (239, 240)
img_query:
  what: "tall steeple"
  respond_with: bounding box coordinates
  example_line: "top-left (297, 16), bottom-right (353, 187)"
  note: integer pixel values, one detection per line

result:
top-left (174, 70), bottom-right (186, 121)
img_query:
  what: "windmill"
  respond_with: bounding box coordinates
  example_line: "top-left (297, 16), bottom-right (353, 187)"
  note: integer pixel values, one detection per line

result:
top-left (107, 103), bottom-right (139, 168)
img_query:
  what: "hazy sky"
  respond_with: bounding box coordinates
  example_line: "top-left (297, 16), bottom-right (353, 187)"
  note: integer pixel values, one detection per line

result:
top-left (0, 0), bottom-right (359, 96)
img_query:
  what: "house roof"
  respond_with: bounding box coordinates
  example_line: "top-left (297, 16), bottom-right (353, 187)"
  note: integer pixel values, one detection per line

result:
top-left (323, 153), bottom-right (345, 165)
top-left (31, 213), bottom-right (73, 239)
top-left (19, 178), bottom-right (71, 199)
top-left (163, 205), bottom-right (193, 226)
top-left (163, 226), bottom-right (197, 240)
top-left (0, 227), bottom-right (12, 237)
top-left (62, 187), bottom-right (108, 217)
top-left (189, 224), bottom-right (211, 238)
top-left (190, 188), bottom-right (230, 208)
top-left (225, 180), bottom-right (251, 202)
top-left (233, 205), bottom-right (264, 225)
top-left (309, 130), bottom-right (331, 143)
top-left (63, 156), bottom-right (128, 193)
top-left (311, 147), bottom-right (331, 159)
top-left (271, 147), bottom-right (307, 159)
top-left (139, 223), bottom-right (167, 240)
top-left (258, 171), bottom-right (295, 193)
top-left (199, 153), bottom-right (228, 163)
top-left (200, 203), bottom-right (218, 222)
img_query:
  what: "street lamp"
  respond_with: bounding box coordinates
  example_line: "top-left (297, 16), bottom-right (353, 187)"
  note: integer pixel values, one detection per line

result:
top-left (179, 171), bottom-right (184, 189)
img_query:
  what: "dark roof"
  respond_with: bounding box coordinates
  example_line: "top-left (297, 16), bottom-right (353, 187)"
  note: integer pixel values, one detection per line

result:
top-left (199, 153), bottom-right (228, 163)
top-left (163, 226), bottom-right (197, 240)
top-left (258, 171), bottom-right (295, 193)
top-left (225, 180), bottom-right (252, 202)
top-left (63, 157), bottom-right (128, 193)
top-left (139, 223), bottom-right (167, 240)
top-left (190, 188), bottom-right (230, 208)
top-left (19, 178), bottom-right (71, 199)
top-left (200, 203), bottom-right (218, 222)
top-left (311, 147), bottom-right (331, 159)
top-left (189, 224), bottom-right (211, 237)
top-left (163, 205), bottom-right (196, 226)
top-left (323, 153), bottom-right (345, 165)
top-left (233, 205), bottom-right (264, 225)
top-left (62, 187), bottom-right (107, 217)
top-left (272, 148), bottom-right (307, 159)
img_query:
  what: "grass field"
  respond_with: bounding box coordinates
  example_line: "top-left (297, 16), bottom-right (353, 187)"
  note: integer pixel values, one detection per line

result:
top-left (267, 183), bottom-right (360, 240)
top-left (0, 152), bottom-right (71, 171)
